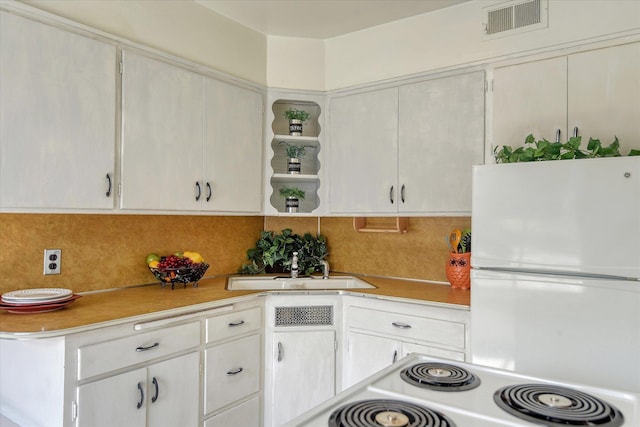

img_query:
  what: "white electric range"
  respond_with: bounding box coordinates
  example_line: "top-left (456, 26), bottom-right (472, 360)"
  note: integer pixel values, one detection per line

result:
top-left (284, 354), bottom-right (639, 427)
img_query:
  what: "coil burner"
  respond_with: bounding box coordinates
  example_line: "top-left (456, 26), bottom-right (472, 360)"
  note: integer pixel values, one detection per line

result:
top-left (328, 399), bottom-right (456, 427)
top-left (494, 384), bottom-right (625, 427)
top-left (400, 363), bottom-right (481, 392)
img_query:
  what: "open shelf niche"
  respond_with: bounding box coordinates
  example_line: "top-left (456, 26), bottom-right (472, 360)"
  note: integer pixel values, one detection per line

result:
top-left (268, 99), bottom-right (321, 214)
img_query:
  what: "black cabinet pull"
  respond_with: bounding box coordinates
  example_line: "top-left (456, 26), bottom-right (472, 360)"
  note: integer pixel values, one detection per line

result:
top-left (195, 181), bottom-right (201, 201)
top-left (392, 322), bottom-right (411, 329)
top-left (151, 377), bottom-right (159, 403)
top-left (136, 382), bottom-right (144, 409)
top-left (400, 184), bottom-right (406, 203)
top-left (135, 342), bottom-right (159, 352)
top-left (389, 186), bottom-right (395, 204)
top-left (228, 320), bottom-right (245, 327)
top-left (226, 367), bottom-right (244, 376)
top-left (105, 173), bottom-right (112, 197)
top-left (206, 182), bottom-right (212, 202)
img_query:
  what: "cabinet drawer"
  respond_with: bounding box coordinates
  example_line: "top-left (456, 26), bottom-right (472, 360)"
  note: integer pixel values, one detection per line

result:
top-left (204, 396), bottom-right (260, 427)
top-left (78, 322), bottom-right (200, 380)
top-left (348, 307), bottom-right (465, 349)
top-left (206, 306), bottom-right (261, 343)
top-left (204, 334), bottom-right (261, 414)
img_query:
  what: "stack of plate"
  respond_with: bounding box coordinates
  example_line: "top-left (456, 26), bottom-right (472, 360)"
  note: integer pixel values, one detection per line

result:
top-left (0, 288), bottom-right (81, 314)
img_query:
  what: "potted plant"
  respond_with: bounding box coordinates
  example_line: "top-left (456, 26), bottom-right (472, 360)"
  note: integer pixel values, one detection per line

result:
top-left (279, 186), bottom-right (305, 213)
top-left (284, 108), bottom-right (310, 136)
top-left (494, 134), bottom-right (639, 163)
top-left (238, 228), bottom-right (328, 275)
top-left (279, 141), bottom-right (313, 174)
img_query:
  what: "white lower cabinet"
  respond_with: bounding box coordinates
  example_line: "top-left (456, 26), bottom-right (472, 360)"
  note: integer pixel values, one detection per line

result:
top-left (270, 330), bottom-right (336, 427)
top-left (76, 351), bottom-right (199, 427)
top-left (341, 297), bottom-right (469, 391)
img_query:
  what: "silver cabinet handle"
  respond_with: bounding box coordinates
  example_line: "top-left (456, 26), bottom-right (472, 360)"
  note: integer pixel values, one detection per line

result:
top-left (206, 182), bottom-right (212, 202)
top-left (277, 341), bottom-right (283, 362)
top-left (136, 382), bottom-right (144, 409)
top-left (228, 320), bottom-right (245, 327)
top-left (389, 186), bottom-right (395, 204)
top-left (105, 173), bottom-right (112, 197)
top-left (195, 181), bottom-right (201, 201)
top-left (572, 126), bottom-right (579, 138)
top-left (135, 342), bottom-right (159, 352)
top-left (392, 350), bottom-right (398, 363)
top-left (555, 129), bottom-right (561, 143)
top-left (151, 377), bottom-right (159, 403)
top-left (392, 322), bottom-right (412, 329)
top-left (400, 184), bottom-right (405, 203)
top-left (226, 367), bottom-right (244, 376)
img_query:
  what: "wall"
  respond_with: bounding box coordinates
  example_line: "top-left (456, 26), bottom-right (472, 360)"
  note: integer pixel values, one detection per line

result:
top-left (264, 0), bottom-right (639, 90)
top-left (0, 214), bottom-right (263, 295)
top-left (267, 35), bottom-right (326, 91)
top-left (265, 216), bottom-right (471, 282)
top-left (20, 0), bottom-right (268, 86)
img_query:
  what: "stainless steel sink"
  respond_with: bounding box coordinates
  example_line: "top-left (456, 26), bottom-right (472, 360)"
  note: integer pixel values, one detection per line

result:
top-left (226, 275), bottom-right (375, 290)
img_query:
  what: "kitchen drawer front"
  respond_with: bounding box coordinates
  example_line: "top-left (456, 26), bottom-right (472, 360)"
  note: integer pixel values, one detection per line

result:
top-left (77, 321), bottom-right (200, 380)
top-left (203, 396), bottom-right (260, 427)
top-left (347, 307), bottom-right (465, 349)
top-left (206, 306), bottom-right (262, 343)
top-left (204, 333), bottom-right (261, 414)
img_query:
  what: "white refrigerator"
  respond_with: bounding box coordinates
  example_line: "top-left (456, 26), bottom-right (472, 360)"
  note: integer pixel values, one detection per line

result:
top-left (470, 156), bottom-right (640, 393)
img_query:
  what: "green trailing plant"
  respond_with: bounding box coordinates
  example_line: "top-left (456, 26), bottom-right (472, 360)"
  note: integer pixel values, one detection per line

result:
top-left (283, 108), bottom-right (310, 122)
top-left (238, 228), bottom-right (328, 275)
top-left (279, 141), bottom-right (313, 158)
top-left (494, 134), bottom-right (640, 163)
top-left (279, 186), bottom-right (305, 199)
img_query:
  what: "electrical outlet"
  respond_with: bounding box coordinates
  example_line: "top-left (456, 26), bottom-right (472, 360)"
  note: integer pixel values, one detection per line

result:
top-left (44, 249), bottom-right (61, 275)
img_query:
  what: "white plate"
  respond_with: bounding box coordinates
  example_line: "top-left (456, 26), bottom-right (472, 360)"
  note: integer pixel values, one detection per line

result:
top-left (1, 288), bottom-right (73, 303)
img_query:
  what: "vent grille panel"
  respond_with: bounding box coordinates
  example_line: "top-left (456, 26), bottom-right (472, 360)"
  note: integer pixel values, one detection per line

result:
top-left (483, 0), bottom-right (547, 38)
top-left (275, 305), bottom-right (333, 326)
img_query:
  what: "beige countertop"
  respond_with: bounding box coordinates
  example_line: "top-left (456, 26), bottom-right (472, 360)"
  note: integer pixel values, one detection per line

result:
top-left (0, 275), bottom-right (470, 336)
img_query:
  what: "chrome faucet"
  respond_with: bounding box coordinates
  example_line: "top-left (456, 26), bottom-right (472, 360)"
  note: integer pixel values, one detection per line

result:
top-left (291, 252), bottom-right (299, 279)
top-left (320, 260), bottom-right (330, 279)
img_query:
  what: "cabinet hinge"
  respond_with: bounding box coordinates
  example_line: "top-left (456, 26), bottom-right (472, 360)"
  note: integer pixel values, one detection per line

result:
top-left (71, 401), bottom-right (78, 421)
top-left (119, 61), bottom-right (124, 74)
top-left (334, 340), bottom-right (338, 351)
top-left (117, 183), bottom-right (122, 197)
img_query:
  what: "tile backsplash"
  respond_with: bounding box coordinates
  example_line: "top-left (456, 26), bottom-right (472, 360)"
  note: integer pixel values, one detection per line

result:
top-left (0, 214), bottom-right (470, 295)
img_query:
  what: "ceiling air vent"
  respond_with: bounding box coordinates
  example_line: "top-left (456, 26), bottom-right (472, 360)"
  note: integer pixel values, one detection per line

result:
top-left (482, 0), bottom-right (548, 40)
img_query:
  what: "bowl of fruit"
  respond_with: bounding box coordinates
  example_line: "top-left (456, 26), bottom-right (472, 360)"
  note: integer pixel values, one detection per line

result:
top-left (146, 251), bottom-right (209, 289)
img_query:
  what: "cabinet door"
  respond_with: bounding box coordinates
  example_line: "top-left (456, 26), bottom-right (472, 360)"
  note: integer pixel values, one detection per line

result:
top-left (271, 330), bottom-right (335, 427)
top-left (399, 72), bottom-right (485, 213)
top-left (0, 12), bottom-right (116, 209)
top-left (146, 352), bottom-right (200, 427)
top-left (568, 42), bottom-right (640, 155)
top-left (120, 50), bottom-right (203, 211)
top-left (343, 331), bottom-right (400, 390)
top-left (329, 88), bottom-right (399, 213)
top-left (492, 57), bottom-right (567, 148)
top-left (204, 78), bottom-right (263, 212)
top-left (76, 368), bottom-right (147, 427)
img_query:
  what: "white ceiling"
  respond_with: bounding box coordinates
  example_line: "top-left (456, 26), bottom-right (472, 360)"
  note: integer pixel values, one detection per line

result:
top-left (195, 0), bottom-right (470, 39)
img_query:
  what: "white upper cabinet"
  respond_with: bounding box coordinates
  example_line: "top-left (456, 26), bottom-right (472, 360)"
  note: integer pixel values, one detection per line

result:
top-left (567, 42), bottom-right (640, 154)
top-left (120, 50), bottom-right (204, 211)
top-left (329, 87), bottom-right (399, 213)
top-left (0, 11), bottom-right (116, 210)
top-left (328, 71), bottom-right (485, 215)
top-left (398, 72), bottom-right (485, 213)
top-left (120, 50), bottom-right (263, 213)
top-left (204, 78), bottom-right (263, 213)
top-left (492, 42), bottom-right (640, 154)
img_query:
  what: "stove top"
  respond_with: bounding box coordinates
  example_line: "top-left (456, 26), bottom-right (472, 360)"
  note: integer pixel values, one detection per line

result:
top-left (284, 354), bottom-right (639, 427)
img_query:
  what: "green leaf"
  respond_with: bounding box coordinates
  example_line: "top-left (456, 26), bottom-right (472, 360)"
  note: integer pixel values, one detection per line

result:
top-left (628, 149), bottom-right (640, 156)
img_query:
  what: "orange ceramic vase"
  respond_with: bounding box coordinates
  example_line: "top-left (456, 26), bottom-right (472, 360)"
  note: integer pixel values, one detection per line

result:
top-left (446, 252), bottom-right (471, 289)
